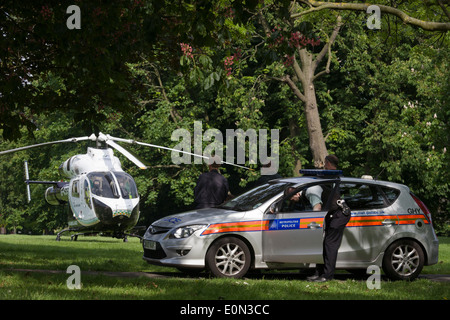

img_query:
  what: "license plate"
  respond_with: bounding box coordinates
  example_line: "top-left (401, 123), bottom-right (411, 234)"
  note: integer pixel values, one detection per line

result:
top-left (144, 240), bottom-right (157, 250)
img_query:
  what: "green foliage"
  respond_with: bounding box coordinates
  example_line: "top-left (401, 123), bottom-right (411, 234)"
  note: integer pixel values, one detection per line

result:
top-left (322, 18), bottom-right (449, 234)
top-left (1, 0), bottom-right (150, 139)
top-left (0, 1), bottom-right (448, 234)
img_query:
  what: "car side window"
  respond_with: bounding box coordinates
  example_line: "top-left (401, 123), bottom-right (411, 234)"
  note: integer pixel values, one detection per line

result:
top-left (380, 186), bottom-right (400, 205)
top-left (280, 183), bottom-right (336, 213)
top-left (340, 183), bottom-right (397, 210)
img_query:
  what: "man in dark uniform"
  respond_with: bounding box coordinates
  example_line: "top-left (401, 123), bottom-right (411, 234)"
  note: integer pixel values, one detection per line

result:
top-left (254, 162), bottom-right (282, 186)
top-left (308, 154), bottom-right (351, 282)
top-left (194, 156), bottom-right (229, 209)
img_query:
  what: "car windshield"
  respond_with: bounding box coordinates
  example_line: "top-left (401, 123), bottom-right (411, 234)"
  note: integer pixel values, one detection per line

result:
top-left (219, 182), bottom-right (293, 211)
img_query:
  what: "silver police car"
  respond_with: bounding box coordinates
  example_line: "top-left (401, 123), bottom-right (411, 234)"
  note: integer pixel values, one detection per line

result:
top-left (143, 170), bottom-right (439, 280)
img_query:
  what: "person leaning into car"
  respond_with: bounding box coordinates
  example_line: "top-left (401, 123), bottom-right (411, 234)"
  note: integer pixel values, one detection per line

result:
top-left (308, 154), bottom-right (351, 282)
top-left (194, 156), bottom-right (230, 209)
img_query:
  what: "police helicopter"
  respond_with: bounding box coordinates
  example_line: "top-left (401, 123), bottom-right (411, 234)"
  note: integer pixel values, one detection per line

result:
top-left (0, 132), bottom-right (247, 241)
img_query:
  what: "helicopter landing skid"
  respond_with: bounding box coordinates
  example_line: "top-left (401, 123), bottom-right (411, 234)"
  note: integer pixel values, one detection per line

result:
top-left (112, 225), bottom-right (145, 242)
top-left (111, 232), bottom-right (143, 242)
top-left (123, 233), bottom-right (143, 242)
top-left (56, 227), bottom-right (144, 242)
top-left (56, 227), bottom-right (86, 241)
top-left (70, 232), bottom-right (101, 241)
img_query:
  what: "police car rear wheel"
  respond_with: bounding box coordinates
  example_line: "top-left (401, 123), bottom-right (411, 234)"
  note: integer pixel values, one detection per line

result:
top-left (382, 239), bottom-right (424, 281)
top-left (206, 237), bottom-right (251, 278)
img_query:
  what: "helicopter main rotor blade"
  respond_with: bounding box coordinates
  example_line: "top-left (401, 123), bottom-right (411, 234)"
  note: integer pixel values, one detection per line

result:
top-left (105, 134), bottom-right (252, 170)
top-left (0, 136), bottom-right (94, 156)
top-left (104, 139), bottom-right (148, 169)
top-left (97, 132), bottom-right (147, 169)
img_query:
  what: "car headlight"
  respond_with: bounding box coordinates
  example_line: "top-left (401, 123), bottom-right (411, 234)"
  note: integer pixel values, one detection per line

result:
top-left (169, 225), bottom-right (207, 239)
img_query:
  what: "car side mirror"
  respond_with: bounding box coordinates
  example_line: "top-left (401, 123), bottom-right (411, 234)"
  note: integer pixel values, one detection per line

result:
top-left (267, 202), bottom-right (279, 214)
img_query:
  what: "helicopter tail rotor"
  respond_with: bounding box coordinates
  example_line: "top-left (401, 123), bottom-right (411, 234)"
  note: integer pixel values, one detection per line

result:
top-left (24, 161), bottom-right (32, 203)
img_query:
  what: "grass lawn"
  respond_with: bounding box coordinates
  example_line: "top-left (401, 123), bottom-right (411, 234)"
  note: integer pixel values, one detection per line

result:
top-left (0, 234), bottom-right (448, 300)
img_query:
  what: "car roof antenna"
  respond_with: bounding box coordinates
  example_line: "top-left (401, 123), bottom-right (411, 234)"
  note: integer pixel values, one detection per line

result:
top-left (375, 167), bottom-right (385, 180)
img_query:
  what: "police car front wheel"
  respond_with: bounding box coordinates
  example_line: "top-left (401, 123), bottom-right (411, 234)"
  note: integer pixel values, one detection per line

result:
top-left (206, 237), bottom-right (251, 278)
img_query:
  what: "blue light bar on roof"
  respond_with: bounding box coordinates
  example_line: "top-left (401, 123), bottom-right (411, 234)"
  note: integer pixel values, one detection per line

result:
top-left (299, 169), bottom-right (343, 176)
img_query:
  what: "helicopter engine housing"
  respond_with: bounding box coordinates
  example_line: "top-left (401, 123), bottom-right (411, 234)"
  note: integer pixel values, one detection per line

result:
top-left (45, 183), bottom-right (69, 206)
top-left (59, 148), bottom-right (122, 178)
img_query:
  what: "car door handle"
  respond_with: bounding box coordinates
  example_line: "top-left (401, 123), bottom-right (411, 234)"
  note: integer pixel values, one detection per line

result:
top-left (308, 222), bottom-right (321, 229)
top-left (382, 219), bottom-right (397, 226)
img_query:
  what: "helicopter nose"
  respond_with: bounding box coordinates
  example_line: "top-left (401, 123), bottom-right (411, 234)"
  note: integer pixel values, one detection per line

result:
top-left (113, 209), bottom-right (132, 218)
top-left (112, 204), bottom-right (133, 218)
top-left (112, 201), bottom-right (140, 219)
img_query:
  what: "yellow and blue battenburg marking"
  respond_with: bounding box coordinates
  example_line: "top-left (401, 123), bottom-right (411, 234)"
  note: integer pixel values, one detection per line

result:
top-left (200, 212), bottom-right (429, 236)
top-left (112, 210), bottom-right (132, 218)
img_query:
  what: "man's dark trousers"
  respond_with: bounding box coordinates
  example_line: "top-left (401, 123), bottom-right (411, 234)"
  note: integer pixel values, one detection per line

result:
top-left (319, 209), bottom-right (351, 279)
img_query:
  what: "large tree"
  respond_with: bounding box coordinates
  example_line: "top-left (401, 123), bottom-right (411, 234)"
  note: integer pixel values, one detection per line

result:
top-left (0, 1), bottom-right (151, 139)
top-left (0, 0), bottom-right (241, 139)
top-left (264, 0), bottom-right (449, 168)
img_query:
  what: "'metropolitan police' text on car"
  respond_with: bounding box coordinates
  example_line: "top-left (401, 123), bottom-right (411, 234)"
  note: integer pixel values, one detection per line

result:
top-left (143, 170), bottom-right (439, 280)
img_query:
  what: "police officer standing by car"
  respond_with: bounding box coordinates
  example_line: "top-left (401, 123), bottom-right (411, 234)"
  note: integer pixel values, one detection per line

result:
top-left (194, 156), bottom-right (230, 209)
top-left (308, 155), bottom-right (351, 282)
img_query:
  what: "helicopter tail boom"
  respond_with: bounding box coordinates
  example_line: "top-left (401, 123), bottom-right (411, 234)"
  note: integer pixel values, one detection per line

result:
top-left (45, 184), bottom-right (69, 205)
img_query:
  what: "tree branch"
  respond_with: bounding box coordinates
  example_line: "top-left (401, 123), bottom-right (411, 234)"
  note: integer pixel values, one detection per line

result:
top-left (312, 42), bottom-right (332, 80)
top-left (312, 15), bottom-right (342, 79)
top-left (278, 75), bottom-right (307, 102)
top-left (437, 0), bottom-right (450, 21)
top-left (140, 57), bottom-right (183, 126)
top-left (292, 1), bottom-right (450, 31)
top-left (292, 56), bottom-right (305, 83)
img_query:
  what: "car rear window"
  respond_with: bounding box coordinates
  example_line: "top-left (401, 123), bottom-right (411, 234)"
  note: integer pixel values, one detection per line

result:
top-left (340, 183), bottom-right (399, 210)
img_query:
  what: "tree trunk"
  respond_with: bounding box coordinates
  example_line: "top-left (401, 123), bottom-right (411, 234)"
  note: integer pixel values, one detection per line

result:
top-left (282, 51), bottom-right (328, 168)
top-left (279, 16), bottom-right (342, 168)
top-left (288, 118), bottom-right (303, 176)
top-left (303, 79), bottom-right (328, 168)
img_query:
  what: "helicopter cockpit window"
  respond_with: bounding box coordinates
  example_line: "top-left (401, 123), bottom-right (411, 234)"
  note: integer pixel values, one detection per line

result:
top-left (113, 172), bottom-right (139, 199)
top-left (88, 172), bottom-right (120, 198)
